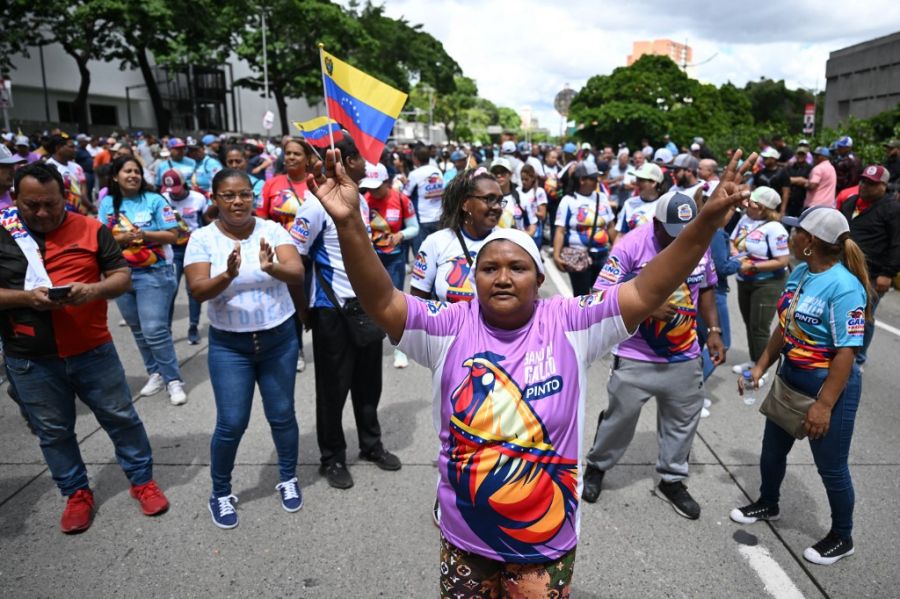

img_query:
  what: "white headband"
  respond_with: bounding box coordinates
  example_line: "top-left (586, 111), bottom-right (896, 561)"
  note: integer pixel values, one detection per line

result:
top-left (473, 228), bottom-right (545, 275)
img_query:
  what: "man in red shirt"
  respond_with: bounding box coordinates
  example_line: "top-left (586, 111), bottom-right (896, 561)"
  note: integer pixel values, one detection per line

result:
top-left (0, 163), bottom-right (169, 534)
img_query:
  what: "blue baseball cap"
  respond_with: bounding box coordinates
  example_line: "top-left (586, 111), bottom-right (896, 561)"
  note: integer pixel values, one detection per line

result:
top-left (812, 146), bottom-right (831, 157)
top-left (563, 142), bottom-right (577, 154)
top-left (167, 137), bottom-right (186, 149)
top-left (450, 150), bottom-right (466, 161)
top-left (201, 134), bottom-right (217, 146)
top-left (835, 136), bottom-right (853, 148)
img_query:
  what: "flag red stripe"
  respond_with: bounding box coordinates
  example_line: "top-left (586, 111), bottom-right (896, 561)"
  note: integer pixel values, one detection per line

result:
top-left (327, 98), bottom-right (388, 164)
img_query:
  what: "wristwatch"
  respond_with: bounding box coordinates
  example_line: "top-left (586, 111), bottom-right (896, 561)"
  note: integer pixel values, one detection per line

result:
top-left (707, 326), bottom-right (723, 336)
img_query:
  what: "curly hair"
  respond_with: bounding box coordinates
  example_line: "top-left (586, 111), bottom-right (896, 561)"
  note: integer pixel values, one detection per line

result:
top-left (439, 167), bottom-right (498, 231)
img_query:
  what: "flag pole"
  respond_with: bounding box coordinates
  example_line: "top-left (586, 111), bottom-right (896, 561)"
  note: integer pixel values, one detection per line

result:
top-left (318, 43), bottom-right (336, 154)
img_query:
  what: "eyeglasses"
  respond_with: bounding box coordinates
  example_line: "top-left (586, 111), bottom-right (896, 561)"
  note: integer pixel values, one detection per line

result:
top-left (469, 193), bottom-right (507, 208)
top-left (216, 191), bottom-right (255, 203)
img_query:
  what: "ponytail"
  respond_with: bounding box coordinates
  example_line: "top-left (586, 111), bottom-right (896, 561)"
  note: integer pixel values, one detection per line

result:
top-left (840, 235), bottom-right (874, 321)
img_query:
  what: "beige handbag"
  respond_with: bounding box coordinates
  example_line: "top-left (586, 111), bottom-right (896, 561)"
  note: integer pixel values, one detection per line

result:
top-left (758, 272), bottom-right (818, 439)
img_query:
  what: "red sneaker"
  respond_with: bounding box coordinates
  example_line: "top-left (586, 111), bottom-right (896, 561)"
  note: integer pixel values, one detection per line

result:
top-left (130, 480), bottom-right (170, 516)
top-left (60, 488), bottom-right (95, 534)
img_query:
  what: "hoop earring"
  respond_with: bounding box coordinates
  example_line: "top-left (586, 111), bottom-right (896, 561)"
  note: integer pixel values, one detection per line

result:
top-left (803, 247), bottom-right (812, 257)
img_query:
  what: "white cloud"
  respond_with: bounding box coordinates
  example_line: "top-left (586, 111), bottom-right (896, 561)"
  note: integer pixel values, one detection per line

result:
top-left (370, 0), bottom-right (900, 137)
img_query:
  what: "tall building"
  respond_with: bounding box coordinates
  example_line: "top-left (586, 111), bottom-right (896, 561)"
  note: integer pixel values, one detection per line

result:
top-left (823, 31), bottom-right (900, 128)
top-left (627, 40), bottom-right (693, 69)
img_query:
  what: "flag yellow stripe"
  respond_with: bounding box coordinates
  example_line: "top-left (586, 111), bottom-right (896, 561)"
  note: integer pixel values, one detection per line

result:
top-left (322, 50), bottom-right (407, 118)
top-left (293, 116), bottom-right (337, 132)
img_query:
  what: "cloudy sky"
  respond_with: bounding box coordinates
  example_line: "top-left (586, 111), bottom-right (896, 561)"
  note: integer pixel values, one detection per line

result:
top-left (374, 0), bottom-right (900, 134)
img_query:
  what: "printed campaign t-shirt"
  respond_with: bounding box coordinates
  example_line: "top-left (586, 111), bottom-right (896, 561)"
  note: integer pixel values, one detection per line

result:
top-left (398, 287), bottom-right (631, 563)
top-left (498, 191), bottom-right (530, 231)
top-left (616, 196), bottom-right (660, 234)
top-left (595, 222), bottom-right (716, 363)
top-left (290, 194), bottom-right (370, 308)
top-left (155, 157), bottom-right (197, 190)
top-left (555, 192), bottom-right (615, 251)
top-left (777, 262), bottom-right (866, 370)
top-left (403, 164), bottom-right (445, 224)
top-left (46, 157), bottom-right (88, 214)
top-left (258, 174), bottom-right (312, 230)
top-left (410, 227), bottom-right (493, 303)
top-left (191, 154), bottom-right (223, 195)
top-left (184, 218), bottom-right (295, 332)
top-left (730, 216), bottom-right (789, 282)
top-left (98, 192), bottom-right (179, 269)
top-left (365, 187), bottom-right (416, 255)
top-left (163, 190), bottom-right (208, 246)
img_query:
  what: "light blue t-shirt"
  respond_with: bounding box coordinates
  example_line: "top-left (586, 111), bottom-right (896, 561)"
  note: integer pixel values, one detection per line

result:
top-left (155, 157), bottom-right (197, 190)
top-left (98, 191), bottom-right (180, 268)
top-left (777, 262), bottom-right (867, 370)
top-left (183, 218), bottom-right (296, 332)
top-left (192, 155), bottom-right (223, 194)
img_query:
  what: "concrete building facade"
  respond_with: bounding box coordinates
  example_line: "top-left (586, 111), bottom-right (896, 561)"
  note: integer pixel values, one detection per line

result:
top-left (823, 31), bottom-right (900, 128)
top-left (627, 40), bottom-right (693, 68)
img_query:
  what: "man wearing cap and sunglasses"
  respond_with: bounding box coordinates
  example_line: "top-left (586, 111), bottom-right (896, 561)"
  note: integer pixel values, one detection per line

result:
top-left (838, 164), bottom-right (900, 365)
top-left (583, 191), bottom-right (723, 519)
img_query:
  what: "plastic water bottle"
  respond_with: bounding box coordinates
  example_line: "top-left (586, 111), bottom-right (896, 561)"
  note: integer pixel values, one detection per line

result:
top-left (742, 370), bottom-right (757, 406)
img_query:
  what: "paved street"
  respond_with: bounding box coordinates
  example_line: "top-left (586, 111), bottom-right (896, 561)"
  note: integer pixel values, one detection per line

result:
top-left (1, 270), bottom-right (898, 598)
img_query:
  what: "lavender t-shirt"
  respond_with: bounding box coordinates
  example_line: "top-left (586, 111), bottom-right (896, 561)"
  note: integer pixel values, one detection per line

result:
top-left (398, 288), bottom-right (630, 563)
top-left (593, 222), bottom-right (716, 363)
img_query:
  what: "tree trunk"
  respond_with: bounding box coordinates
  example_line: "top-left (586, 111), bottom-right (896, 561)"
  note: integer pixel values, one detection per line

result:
top-left (73, 55), bottom-right (91, 132)
top-left (135, 46), bottom-right (170, 135)
top-left (273, 86), bottom-right (289, 136)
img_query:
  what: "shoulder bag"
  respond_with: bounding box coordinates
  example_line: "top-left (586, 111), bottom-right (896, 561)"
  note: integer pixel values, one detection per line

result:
top-left (314, 267), bottom-right (385, 347)
top-left (559, 192), bottom-right (602, 273)
top-left (758, 271), bottom-right (817, 439)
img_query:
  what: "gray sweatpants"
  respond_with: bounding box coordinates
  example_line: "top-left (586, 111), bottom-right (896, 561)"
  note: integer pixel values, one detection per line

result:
top-left (586, 355), bottom-right (704, 483)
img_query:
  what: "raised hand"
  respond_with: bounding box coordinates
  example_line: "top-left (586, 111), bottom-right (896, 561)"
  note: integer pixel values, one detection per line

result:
top-left (700, 149), bottom-right (758, 221)
top-left (225, 241), bottom-right (242, 279)
top-left (307, 149), bottom-right (361, 225)
top-left (259, 237), bottom-right (275, 274)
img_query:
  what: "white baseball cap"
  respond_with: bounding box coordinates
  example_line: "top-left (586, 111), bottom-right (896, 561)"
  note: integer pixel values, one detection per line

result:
top-left (633, 163), bottom-right (664, 184)
top-left (783, 207), bottom-right (850, 245)
top-left (359, 162), bottom-right (389, 190)
top-left (749, 186), bottom-right (781, 209)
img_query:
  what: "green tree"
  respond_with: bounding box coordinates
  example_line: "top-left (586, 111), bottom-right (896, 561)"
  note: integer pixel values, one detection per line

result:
top-left (430, 76), bottom-right (479, 140)
top-left (497, 107), bottom-right (521, 132)
top-left (234, 0), bottom-right (367, 135)
top-left (108, 0), bottom-right (237, 134)
top-left (20, 0), bottom-right (120, 131)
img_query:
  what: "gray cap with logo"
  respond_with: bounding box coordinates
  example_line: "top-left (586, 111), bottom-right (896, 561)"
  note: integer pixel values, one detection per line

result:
top-left (654, 190), bottom-right (698, 237)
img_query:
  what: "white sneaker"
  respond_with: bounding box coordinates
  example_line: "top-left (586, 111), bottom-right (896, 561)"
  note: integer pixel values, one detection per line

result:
top-left (118, 318), bottom-right (127, 327)
top-left (296, 351), bottom-right (306, 373)
top-left (703, 398), bottom-right (712, 409)
top-left (731, 362), bottom-right (753, 375)
top-left (393, 350), bottom-right (409, 369)
top-left (700, 407), bottom-right (711, 418)
top-left (167, 380), bottom-right (187, 406)
top-left (140, 373), bottom-right (165, 397)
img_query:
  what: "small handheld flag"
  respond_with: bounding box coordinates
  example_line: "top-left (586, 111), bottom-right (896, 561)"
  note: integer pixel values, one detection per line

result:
top-left (293, 117), bottom-right (344, 148)
top-left (319, 47), bottom-right (408, 164)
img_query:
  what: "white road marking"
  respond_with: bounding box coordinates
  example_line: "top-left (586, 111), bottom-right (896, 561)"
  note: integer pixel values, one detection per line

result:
top-left (543, 256), bottom-right (574, 298)
top-left (737, 544), bottom-right (806, 599)
top-left (874, 319), bottom-right (900, 337)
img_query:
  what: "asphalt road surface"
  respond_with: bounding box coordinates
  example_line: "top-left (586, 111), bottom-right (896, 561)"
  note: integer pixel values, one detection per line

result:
top-left (1, 263), bottom-right (898, 598)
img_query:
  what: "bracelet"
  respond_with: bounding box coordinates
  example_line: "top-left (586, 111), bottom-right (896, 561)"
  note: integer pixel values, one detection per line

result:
top-left (707, 326), bottom-right (722, 335)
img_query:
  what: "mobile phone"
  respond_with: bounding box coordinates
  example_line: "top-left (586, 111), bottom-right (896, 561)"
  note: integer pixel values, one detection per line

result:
top-left (48, 285), bottom-right (73, 300)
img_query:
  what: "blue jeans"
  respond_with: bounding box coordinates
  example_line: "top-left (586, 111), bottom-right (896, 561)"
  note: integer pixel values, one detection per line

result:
top-left (856, 291), bottom-right (882, 365)
top-left (170, 245), bottom-right (202, 329)
top-left (699, 289), bottom-right (733, 381)
top-left (5, 342), bottom-right (154, 496)
top-left (208, 318), bottom-right (299, 496)
top-left (758, 360), bottom-right (862, 538)
top-left (379, 251), bottom-right (406, 291)
top-left (117, 266), bottom-right (182, 383)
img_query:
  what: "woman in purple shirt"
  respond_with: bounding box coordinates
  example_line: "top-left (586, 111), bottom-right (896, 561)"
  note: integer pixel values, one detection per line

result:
top-left (308, 148), bottom-right (758, 596)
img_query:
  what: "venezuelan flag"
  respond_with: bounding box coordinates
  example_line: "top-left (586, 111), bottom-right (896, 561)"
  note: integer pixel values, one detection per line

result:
top-left (292, 117), bottom-right (344, 148)
top-left (321, 50), bottom-right (407, 164)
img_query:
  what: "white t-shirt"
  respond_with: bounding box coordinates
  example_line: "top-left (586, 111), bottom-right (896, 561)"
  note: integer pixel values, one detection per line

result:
top-left (183, 218), bottom-right (296, 332)
top-left (520, 186), bottom-right (548, 227)
top-left (404, 164), bottom-right (445, 224)
top-left (290, 194), bottom-right (371, 308)
top-left (730, 216), bottom-right (790, 282)
top-left (163, 190), bottom-right (208, 232)
top-left (498, 191), bottom-right (528, 231)
top-left (410, 227), bottom-right (494, 303)
top-left (555, 192), bottom-right (615, 250)
top-left (616, 196), bottom-right (660, 234)
top-left (673, 182), bottom-right (704, 200)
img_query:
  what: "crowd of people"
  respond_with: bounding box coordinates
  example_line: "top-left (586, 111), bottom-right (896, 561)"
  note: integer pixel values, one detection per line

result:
top-left (1, 124), bottom-right (899, 595)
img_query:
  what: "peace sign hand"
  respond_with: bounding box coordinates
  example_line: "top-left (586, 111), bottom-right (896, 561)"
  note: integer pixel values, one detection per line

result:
top-left (307, 149), bottom-right (361, 226)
